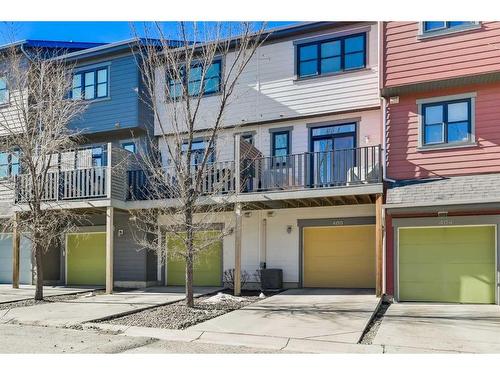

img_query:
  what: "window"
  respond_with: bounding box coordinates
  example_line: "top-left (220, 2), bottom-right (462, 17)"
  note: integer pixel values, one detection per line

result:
top-left (0, 76), bottom-right (8, 105)
top-left (271, 131), bottom-right (290, 165)
top-left (72, 67), bottom-right (109, 100)
top-left (241, 134), bottom-right (254, 145)
top-left (422, 99), bottom-right (472, 146)
top-left (122, 142), bottom-right (136, 153)
top-left (91, 146), bottom-right (106, 167)
top-left (297, 33), bottom-right (366, 78)
top-left (0, 151), bottom-right (20, 179)
top-left (181, 140), bottom-right (215, 165)
top-left (423, 21), bottom-right (475, 33)
top-left (168, 60), bottom-right (222, 99)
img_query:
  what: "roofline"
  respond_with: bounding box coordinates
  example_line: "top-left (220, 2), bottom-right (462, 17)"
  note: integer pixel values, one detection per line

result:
top-left (0, 39), bottom-right (103, 52)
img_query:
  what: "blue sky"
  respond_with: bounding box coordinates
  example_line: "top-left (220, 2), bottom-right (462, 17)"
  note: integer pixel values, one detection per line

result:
top-left (0, 21), bottom-right (298, 45)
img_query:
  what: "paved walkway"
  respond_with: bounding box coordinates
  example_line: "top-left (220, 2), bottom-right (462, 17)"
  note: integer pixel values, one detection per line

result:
top-left (0, 286), bottom-right (220, 328)
top-left (0, 285), bottom-right (95, 304)
top-left (84, 288), bottom-right (382, 353)
top-left (373, 303), bottom-right (500, 353)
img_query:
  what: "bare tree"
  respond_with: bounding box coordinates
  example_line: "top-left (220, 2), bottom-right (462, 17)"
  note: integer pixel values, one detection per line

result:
top-left (0, 43), bottom-right (89, 300)
top-left (129, 22), bottom-right (266, 307)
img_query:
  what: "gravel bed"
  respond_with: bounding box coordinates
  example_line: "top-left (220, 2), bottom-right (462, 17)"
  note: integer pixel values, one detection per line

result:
top-left (107, 292), bottom-right (265, 330)
top-left (359, 301), bottom-right (391, 344)
top-left (0, 291), bottom-right (101, 311)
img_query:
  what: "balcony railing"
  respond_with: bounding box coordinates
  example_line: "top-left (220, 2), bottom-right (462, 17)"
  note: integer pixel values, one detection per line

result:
top-left (127, 160), bottom-right (236, 201)
top-left (15, 167), bottom-right (108, 203)
top-left (242, 145), bottom-right (381, 193)
top-left (127, 145), bottom-right (381, 201)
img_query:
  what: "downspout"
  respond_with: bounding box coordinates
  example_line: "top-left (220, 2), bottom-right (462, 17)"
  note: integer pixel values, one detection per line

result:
top-left (378, 21), bottom-right (395, 184)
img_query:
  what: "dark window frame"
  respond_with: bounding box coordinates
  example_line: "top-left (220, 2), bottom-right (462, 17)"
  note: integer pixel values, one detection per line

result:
top-left (121, 141), bottom-right (136, 154)
top-left (72, 66), bottom-right (109, 101)
top-left (0, 76), bottom-right (8, 105)
top-left (0, 150), bottom-right (20, 179)
top-left (181, 139), bottom-right (215, 165)
top-left (421, 98), bottom-right (472, 146)
top-left (296, 33), bottom-right (366, 78)
top-left (168, 59), bottom-right (222, 99)
top-left (271, 130), bottom-right (291, 167)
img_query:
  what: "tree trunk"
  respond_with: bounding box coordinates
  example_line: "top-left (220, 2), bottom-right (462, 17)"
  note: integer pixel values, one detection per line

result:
top-left (185, 203), bottom-right (194, 308)
top-left (34, 242), bottom-right (44, 301)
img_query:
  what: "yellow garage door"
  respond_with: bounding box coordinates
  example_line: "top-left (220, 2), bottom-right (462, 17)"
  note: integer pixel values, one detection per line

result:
top-left (303, 225), bottom-right (375, 288)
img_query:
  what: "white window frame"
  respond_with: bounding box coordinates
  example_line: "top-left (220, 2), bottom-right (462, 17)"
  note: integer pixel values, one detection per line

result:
top-left (417, 21), bottom-right (481, 40)
top-left (0, 76), bottom-right (9, 105)
top-left (416, 92), bottom-right (477, 150)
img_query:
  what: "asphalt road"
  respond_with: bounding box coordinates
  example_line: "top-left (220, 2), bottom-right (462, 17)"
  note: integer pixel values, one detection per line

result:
top-left (0, 323), bottom-right (281, 354)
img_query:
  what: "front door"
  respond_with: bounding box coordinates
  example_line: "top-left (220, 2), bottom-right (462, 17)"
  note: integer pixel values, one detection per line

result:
top-left (310, 123), bottom-right (356, 186)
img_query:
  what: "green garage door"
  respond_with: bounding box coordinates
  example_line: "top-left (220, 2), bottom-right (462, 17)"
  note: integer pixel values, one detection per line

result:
top-left (399, 226), bottom-right (496, 304)
top-left (167, 232), bottom-right (222, 287)
top-left (66, 233), bottom-right (106, 286)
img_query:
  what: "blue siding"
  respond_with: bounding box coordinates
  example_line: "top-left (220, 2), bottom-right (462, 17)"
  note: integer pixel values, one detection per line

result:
top-left (70, 55), bottom-right (141, 134)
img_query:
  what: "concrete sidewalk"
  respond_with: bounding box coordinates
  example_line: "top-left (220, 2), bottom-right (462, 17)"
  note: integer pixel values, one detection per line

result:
top-left (81, 288), bottom-right (383, 353)
top-left (373, 303), bottom-right (500, 353)
top-left (0, 286), bottom-right (220, 328)
top-left (188, 289), bottom-right (380, 344)
top-left (0, 285), bottom-right (95, 304)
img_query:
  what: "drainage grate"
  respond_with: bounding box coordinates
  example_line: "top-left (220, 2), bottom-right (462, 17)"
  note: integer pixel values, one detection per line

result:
top-left (359, 301), bottom-right (391, 345)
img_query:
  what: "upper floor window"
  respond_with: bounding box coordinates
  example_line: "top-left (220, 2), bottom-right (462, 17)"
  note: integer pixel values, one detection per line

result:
top-left (0, 77), bottom-right (8, 105)
top-left (72, 67), bottom-right (109, 101)
top-left (168, 60), bottom-right (222, 99)
top-left (297, 33), bottom-right (366, 78)
top-left (422, 98), bottom-right (472, 146)
top-left (122, 141), bottom-right (136, 154)
top-left (423, 21), bottom-right (475, 33)
top-left (271, 131), bottom-right (290, 166)
top-left (0, 151), bottom-right (20, 179)
top-left (181, 140), bottom-right (215, 165)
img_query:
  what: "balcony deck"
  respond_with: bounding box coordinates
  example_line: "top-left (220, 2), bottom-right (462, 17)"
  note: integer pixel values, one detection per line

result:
top-left (12, 145), bottom-right (382, 211)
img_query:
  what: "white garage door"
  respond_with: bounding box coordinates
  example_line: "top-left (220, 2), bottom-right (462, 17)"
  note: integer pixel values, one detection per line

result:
top-left (0, 234), bottom-right (32, 284)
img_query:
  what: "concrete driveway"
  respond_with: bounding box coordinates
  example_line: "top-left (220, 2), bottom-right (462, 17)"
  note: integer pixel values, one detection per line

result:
top-left (0, 284), bottom-right (95, 304)
top-left (187, 289), bottom-right (381, 353)
top-left (0, 286), bottom-right (220, 328)
top-left (374, 303), bottom-right (500, 353)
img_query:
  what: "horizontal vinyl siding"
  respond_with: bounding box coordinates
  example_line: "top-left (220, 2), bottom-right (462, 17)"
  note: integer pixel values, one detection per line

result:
top-left (70, 55), bottom-right (140, 133)
top-left (386, 83), bottom-right (500, 180)
top-left (155, 23), bottom-right (380, 135)
top-left (113, 211), bottom-right (147, 282)
top-left (384, 22), bottom-right (500, 88)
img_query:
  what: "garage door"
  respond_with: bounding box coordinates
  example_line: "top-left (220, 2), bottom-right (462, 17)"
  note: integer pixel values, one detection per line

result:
top-left (166, 232), bottom-right (222, 287)
top-left (303, 225), bottom-right (375, 288)
top-left (0, 234), bottom-right (32, 284)
top-left (399, 226), bottom-right (496, 304)
top-left (66, 233), bottom-right (106, 286)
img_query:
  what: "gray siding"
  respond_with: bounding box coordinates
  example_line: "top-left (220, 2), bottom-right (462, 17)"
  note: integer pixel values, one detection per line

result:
top-left (70, 55), bottom-right (141, 134)
top-left (113, 210), bottom-right (148, 282)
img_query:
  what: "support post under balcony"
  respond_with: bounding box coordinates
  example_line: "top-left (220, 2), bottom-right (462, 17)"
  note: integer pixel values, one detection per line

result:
top-left (105, 206), bottom-right (114, 294)
top-left (375, 193), bottom-right (383, 297)
top-left (234, 202), bottom-right (242, 296)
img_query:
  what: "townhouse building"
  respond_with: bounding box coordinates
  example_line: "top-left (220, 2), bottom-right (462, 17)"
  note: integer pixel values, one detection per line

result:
top-left (0, 39), bottom-right (172, 290)
top-left (382, 21), bottom-right (500, 305)
top-left (144, 22), bottom-right (385, 291)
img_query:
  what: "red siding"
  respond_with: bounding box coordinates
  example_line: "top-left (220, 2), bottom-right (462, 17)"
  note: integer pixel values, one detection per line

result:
top-left (387, 83), bottom-right (500, 180)
top-left (384, 22), bottom-right (500, 88)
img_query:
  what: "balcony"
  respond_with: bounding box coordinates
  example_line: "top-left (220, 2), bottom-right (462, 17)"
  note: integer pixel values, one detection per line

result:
top-left (13, 143), bottom-right (135, 206)
top-left (126, 145), bottom-right (382, 205)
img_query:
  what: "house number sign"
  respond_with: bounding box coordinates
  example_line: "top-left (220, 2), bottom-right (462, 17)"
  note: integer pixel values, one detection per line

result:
top-left (332, 219), bottom-right (344, 226)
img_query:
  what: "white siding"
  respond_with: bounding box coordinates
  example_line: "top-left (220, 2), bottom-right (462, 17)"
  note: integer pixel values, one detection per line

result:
top-left (162, 204), bottom-right (376, 285)
top-left (154, 22), bottom-right (380, 135)
top-left (158, 109), bottom-right (381, 164)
